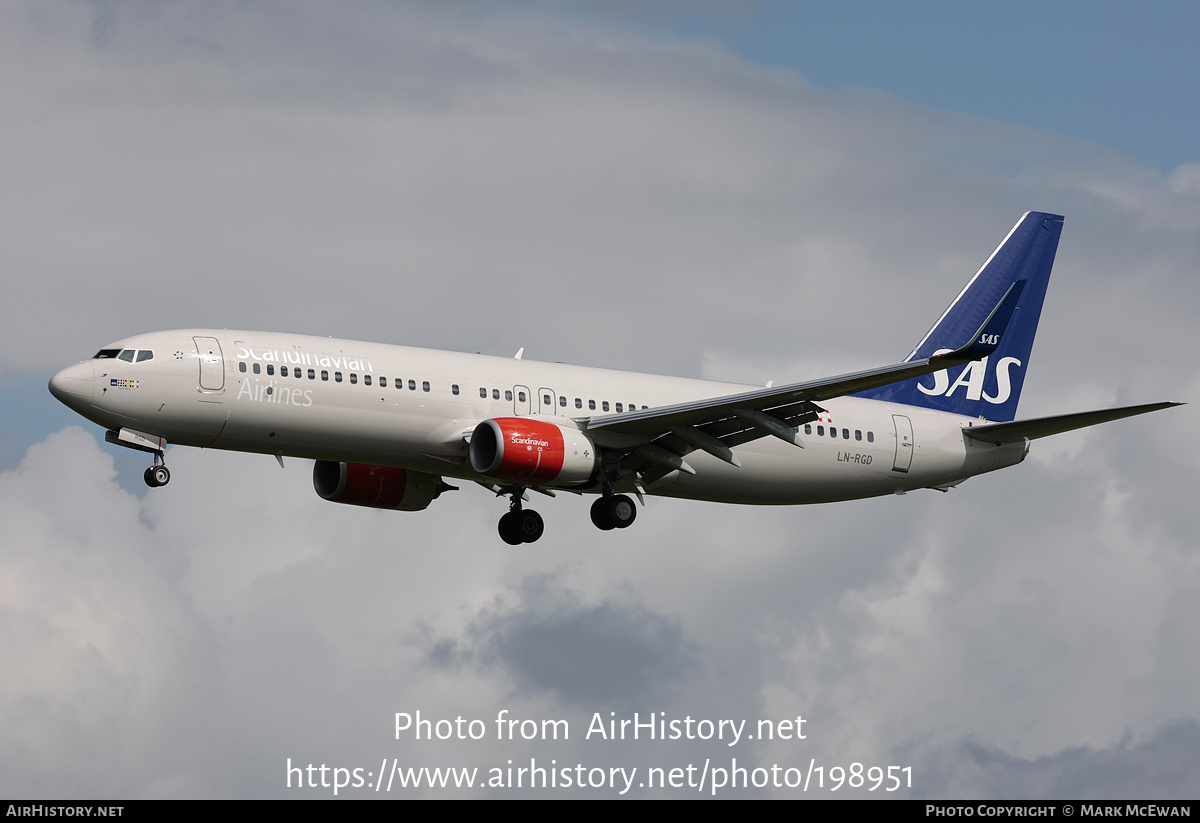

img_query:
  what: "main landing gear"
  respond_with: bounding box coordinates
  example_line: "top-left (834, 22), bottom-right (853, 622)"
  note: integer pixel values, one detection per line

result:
top-left (497, 494), bottom-right (545, 545)
top-left (590, 493), bottom-right (637, 531)
top-left (492, 486), bottom-right (638, 544)
top-left (143, 452), bottom-right (170, 488)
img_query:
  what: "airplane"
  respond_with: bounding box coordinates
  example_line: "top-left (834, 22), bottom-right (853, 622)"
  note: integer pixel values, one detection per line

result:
top-left (48, 211), bottom-right (1180, 544)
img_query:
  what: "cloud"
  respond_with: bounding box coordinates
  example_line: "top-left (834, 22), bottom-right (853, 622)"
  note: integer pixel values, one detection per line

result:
top-left (429, 574), bottom-right (698, 708)
top-left (0, 428), bottom-right (219, 797)
top-left (914, 720), bottom-right (1200, 800)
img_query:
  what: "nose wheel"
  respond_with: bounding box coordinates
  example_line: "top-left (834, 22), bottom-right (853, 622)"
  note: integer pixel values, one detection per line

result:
top-left (143, 453), bottom-right (170, 488)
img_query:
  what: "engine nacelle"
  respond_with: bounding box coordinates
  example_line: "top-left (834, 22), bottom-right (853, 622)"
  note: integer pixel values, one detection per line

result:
top-left (313, 461), bottom-right (444, 511)
top-left (469, 417), bottom-right (597, 485)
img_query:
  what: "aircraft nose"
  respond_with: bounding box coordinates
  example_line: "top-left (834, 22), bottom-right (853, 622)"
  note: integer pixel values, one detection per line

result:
top-left (49, 361), bottom-right (94, 411)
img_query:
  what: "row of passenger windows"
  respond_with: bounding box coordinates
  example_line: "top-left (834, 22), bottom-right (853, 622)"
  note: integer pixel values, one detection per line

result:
top-left (94, 348), bottom-right (154, 363)
top-left (239, 361), bottom-right (433, 391)
top-left (804, 423), bottom-right (874, 442)
top-left (475, 386), bottom-right (647, 413)
top-left (237, 361), bottom-right (650, 414)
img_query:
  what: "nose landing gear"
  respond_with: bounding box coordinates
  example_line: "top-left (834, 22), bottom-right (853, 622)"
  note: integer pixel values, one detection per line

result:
top-left (143, 453), bottom-right (170, 488)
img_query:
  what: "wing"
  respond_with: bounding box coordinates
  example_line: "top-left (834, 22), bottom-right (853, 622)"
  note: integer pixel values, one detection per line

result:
top-left (581, 282), bottom-right (1026, 482)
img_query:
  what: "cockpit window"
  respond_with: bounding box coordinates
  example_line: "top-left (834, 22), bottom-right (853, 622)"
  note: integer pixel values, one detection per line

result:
top-left (136, 350), bottom-right (153, 362)
top-left (117, 350), bottom-right (135, 363)
top-left (94, 349), bottom-right (121, 359)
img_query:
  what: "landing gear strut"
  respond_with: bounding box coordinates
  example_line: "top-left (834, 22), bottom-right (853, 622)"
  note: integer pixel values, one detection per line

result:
top-left (497, 491), bottom-right (544, 545)
top-left (590, 493), bottom-right (637, 531)
top-left (143, 452), bottom-right (170, 488)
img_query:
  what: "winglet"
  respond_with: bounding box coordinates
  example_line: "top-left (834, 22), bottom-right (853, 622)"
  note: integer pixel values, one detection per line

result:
top-left (938, 280), bottom-right (1026, 363)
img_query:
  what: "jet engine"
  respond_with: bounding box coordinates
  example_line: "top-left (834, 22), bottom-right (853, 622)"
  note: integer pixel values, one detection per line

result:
top-left (469, 417), bottom-right (597, 485)
top-left (313, 461), bottom-right (447, 511)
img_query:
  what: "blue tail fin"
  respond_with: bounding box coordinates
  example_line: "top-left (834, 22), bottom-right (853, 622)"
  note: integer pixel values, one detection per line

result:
top-left (856, 211), bottom-right (1064, 422)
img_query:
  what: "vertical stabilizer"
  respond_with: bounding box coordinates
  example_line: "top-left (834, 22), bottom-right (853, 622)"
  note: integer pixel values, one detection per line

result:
top-left (856, 211), bottom-right (1064, 422)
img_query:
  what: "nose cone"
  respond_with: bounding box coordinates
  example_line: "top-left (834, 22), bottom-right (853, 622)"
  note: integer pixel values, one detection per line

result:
top-left (49, 361), bottom-right (95, 412)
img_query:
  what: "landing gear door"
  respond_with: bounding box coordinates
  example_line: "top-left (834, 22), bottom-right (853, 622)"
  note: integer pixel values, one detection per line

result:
top-left (194, 336), bottom-right (224, 392)
top-left (892, 414), bottom-right (913, 473)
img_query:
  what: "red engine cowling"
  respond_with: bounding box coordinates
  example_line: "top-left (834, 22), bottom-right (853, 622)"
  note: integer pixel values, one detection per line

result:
top-left (313, 461), bottom-right (444, 511)
top-left (469, 418), bottom-right (597, 485)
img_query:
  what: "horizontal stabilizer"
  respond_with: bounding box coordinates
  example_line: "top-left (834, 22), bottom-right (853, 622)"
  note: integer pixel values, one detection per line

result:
top-left (962, 402), bottom-right (1182, 444)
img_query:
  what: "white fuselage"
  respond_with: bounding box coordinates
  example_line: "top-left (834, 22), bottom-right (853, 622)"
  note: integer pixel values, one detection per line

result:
top-left (49, 329), bottom-right (1027, 505)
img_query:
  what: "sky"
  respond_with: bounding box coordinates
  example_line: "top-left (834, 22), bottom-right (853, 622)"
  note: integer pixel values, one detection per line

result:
top-left (2, 0), bottom-right (1198, 799)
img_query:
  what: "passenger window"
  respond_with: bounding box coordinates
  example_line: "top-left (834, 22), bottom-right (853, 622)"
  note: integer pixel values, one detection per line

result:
top-left (817, 425), bottom-right (824, 436)
top-left (281, 366), bottom-right (289, 377)
top-left (136, 350), bottom-right (153, 363)
top-left (867, 432), bottom-right (874, 443)
top-left (422, 381), bottom-right (430, 392)
top-left (543, 394), bottom-right (551, 406)
top-left (411, 380), bottom-right (418, 391)
top-left (616, 403), bottom-right (623, 412)
top-left (575, 398), bottom-right (582, 409)
top-left (350, 373), bottom-right (358, 384)
top-left (453, 385), bottom-right (460, 395)
top-left (267, 364), bottom-right (274, 376)
top-left (239, 362), bottom-right (247, 373)
top-left (804, 424), bottom-right (812, 434)
top-left (364, 375), bottom-right (372, 386)
top-left (588, 400), bottom-right (596, 410)
top-left (335, 372), bottom-right (342, 382)
top-left (480, 388), bottom-right (487, 398)
top-left (855, 430), bottom-right (862, 441)
top-left (559, 397), bottom-right (567, 407)
top-left (492, 389), bottom-right (500, 400)
top-left (505, 390), bottom-right (513, 401)
top-left (380, 377), bottom-right (387, 387)
top-left (318, 370), bottom-right (325, 380)
top-left (519, 391), bottom-right (526, 402)
top-left (253, 363), bottom-right (261, 374)
top-left (842, 428), bottom-right (849, 439)
top-left (602, 401), bottom-right (609, 411)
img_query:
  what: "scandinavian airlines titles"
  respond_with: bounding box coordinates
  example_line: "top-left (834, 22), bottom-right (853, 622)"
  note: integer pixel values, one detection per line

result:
top-left (234, 341), bottom-right (375, 373)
